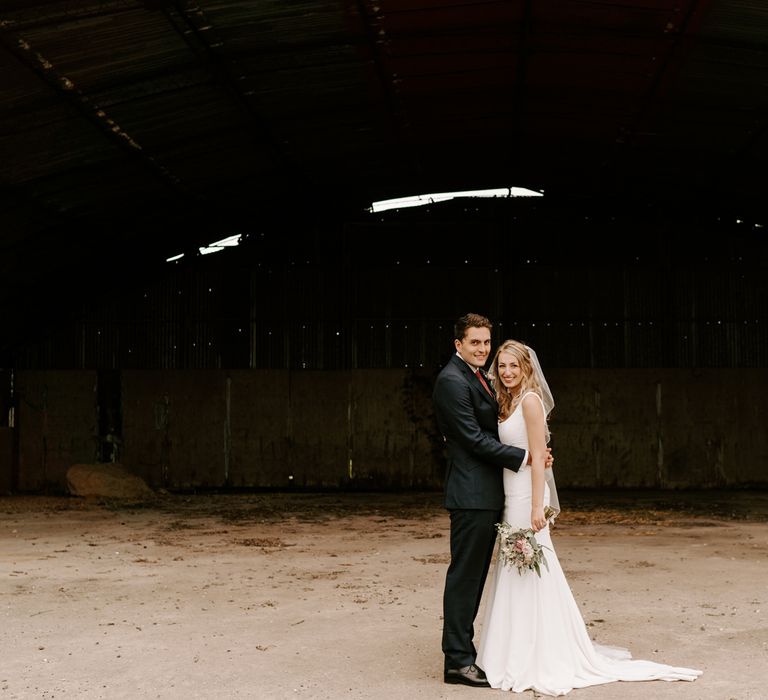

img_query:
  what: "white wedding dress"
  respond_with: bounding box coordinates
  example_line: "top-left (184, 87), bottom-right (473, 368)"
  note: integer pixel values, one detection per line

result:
top-left (475, 393), bottom-right (703, 696)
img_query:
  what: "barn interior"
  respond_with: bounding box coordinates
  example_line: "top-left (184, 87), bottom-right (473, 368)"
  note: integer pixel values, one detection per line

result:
top-left (1, 0), bottom-right (767, 494)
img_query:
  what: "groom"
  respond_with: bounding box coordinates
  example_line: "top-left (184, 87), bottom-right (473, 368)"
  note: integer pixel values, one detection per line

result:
top-left (432, 313), bottom-right (552, 687)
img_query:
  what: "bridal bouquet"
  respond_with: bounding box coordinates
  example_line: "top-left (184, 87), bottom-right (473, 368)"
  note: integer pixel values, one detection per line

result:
top-left (495, 518), bottom-right (553, 577)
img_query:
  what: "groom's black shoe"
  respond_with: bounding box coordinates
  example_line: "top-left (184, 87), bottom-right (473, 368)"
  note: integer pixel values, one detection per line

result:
top-left (444, 664), bottom-right (490, 687)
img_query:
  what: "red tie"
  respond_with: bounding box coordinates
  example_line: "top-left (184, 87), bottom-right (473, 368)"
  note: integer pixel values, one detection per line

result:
top-left (475, 369), bottom-right (493, 397)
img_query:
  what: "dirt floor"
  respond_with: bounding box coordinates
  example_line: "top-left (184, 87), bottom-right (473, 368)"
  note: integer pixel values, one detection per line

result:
top-left (1, 489), bottom-right (767, 700)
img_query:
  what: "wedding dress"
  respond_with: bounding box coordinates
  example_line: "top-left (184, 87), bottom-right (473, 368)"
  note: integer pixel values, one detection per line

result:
top-left (475, 392), bottom-right (703, 696)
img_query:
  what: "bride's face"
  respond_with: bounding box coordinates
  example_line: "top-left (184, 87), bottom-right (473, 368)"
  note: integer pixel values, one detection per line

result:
top-left (497, 351), bottom-right (523, 392)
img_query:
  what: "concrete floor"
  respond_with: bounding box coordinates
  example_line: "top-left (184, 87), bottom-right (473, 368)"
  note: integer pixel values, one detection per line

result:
top-left (1, 488), bottom-right (767, 699)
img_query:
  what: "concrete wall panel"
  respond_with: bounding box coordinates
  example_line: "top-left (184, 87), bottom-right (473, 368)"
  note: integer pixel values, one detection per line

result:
top-left (658, 369), bottom-right (768, 487)
top-left (12, 368), bottom-right (768, 492)
top-left (122, 371), bottom-right (226, 488)
top-left (0, 428), bottom-right (13, 493)
top-left (15, 371), bottom-right (96, 491)
top-left (286, 371), bottom-right (349, 488)
top-left (346, 371), bottom-right (419, 488)
top-left (228, 371), bottom-right (291, 487)
top-left (228, 370), bottom-right (442, 489)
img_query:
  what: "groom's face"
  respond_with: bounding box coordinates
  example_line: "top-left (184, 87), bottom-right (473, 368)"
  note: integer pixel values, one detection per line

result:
top-left (455, 326), bottom-right (491, 369)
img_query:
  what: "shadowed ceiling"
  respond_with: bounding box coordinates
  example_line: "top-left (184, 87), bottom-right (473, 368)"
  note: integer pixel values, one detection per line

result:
top-left (1, 0), bottom-right (767, 343)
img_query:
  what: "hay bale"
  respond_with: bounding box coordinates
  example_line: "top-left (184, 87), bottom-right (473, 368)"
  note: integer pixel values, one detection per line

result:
top-left (66, 463), bottom-right (155, 500)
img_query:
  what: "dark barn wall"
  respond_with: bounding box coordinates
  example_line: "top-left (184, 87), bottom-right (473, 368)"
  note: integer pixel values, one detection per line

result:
top-left (119, 370), bottom-right (438, 490)
top-left (121, 371), bottom-right (227, 489)
top-left (9, 368), bottom-right (768, 493)
top-left (548, 369), bottom-right (768, 488)
top-left (8, 201), bottom-right (768, 372)
top-left (228, 371), bottom-right (291, 487)
top-left (0, 428), bottom-right (12, 493)
top-left (14, 371), bottom-right (97, 491)
top-left (0, 369), bottom-right (11, 491)
top-left (3, 202), bottom-right (767, 492)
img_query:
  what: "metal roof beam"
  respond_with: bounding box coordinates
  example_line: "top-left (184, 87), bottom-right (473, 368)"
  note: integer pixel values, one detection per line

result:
top-left (0, 22), bottom-right (189, 196)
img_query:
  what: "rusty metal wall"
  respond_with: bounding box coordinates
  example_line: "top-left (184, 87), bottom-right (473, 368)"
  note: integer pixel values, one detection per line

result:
top-left (7, 206), bottom-right (767, 372)
top-left (10, 368), bottom-right (768, 493)
top-left (10, 261), bottom-right (766, 371)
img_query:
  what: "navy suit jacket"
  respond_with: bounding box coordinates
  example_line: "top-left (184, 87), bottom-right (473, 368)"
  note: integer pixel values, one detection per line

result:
top-left (432, 354), bottom-right (526, 510)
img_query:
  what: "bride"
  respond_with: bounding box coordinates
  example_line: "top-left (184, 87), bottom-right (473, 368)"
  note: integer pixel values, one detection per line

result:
top-left (475, 340), bottom-right (703, 695)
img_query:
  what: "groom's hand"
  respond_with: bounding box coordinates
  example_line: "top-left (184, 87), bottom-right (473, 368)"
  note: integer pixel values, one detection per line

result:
top-left (526, 448), bottom-right (554, 468)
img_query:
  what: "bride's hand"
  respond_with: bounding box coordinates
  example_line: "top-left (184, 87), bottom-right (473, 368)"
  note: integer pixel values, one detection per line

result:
top-left (544, 447), bottom-right (554, 469)
top-left (531, 506), bottom-right (547, 532)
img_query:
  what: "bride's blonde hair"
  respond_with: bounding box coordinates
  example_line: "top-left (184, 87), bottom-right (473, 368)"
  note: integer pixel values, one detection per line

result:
top-left (489, 339), bottom-right (546, 421)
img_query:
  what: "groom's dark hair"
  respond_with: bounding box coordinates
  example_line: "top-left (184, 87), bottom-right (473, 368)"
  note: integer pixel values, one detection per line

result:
top-left (454, 313), bottom-right (493, 341)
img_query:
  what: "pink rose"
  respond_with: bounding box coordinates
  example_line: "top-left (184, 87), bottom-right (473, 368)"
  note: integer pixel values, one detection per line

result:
top-left (522, 542), bottom-right (534, 561)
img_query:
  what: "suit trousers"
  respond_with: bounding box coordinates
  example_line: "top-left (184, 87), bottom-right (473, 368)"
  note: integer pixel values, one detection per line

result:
top-left (442, 507), bottom-right (501, 670)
